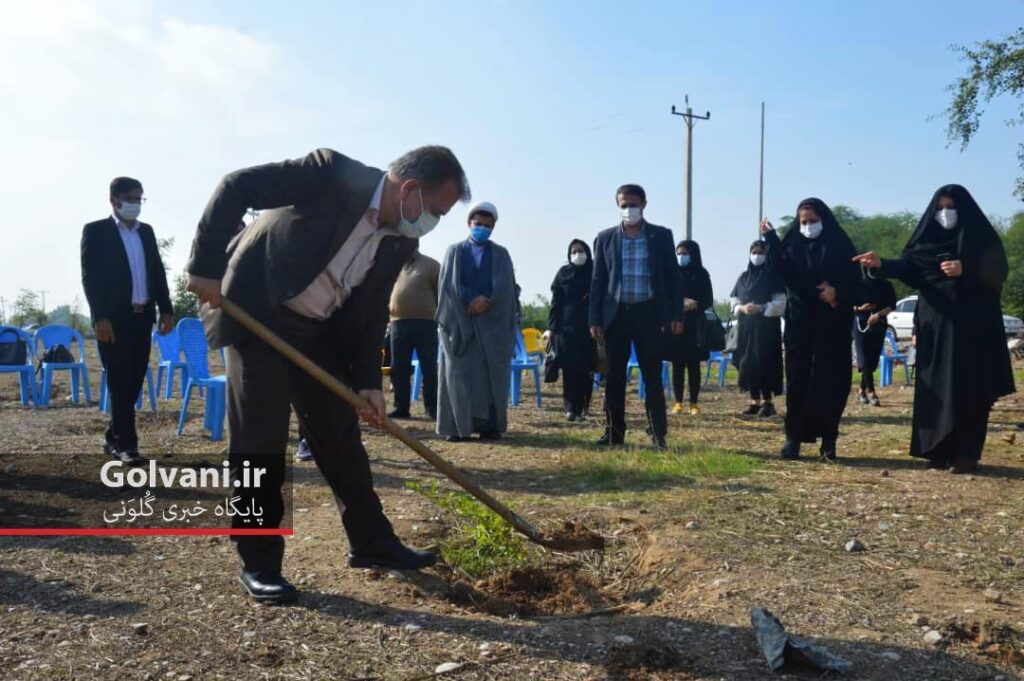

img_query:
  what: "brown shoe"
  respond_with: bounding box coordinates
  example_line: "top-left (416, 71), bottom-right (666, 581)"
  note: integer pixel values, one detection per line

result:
top-left (948, 458), bottom-right (978, 475)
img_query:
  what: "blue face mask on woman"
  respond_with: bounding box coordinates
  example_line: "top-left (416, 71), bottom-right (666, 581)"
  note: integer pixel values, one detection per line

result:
top-left (677, 254), bottom-right (691, 268)
top-left (469, 224), bottom-right (492, 243)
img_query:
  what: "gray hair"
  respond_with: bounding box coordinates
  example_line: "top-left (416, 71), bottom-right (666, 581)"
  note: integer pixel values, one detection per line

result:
top-left (389, 145), bottom-right (470, 201)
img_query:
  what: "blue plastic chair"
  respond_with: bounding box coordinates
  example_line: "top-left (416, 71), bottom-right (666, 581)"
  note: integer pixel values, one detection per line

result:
top-left (33, 325), bottom-right (92, 407)
top-left (153, 329), bottom-right (189, 399)
top-left (627, 343), bottom-right (670, 400)
top-left (704, 351), bottom-right (732, 388)
top-left (175, 318), bottom-right (226, 441)
top-left (411, 343), bottom-right (441, 402)
top-left (879, 329), bottom-right (910, 387)
top-left (0, 327), bottom-right (38, 407)
top-left (509, 330), bottom-right (542, 407)
top-left (97, 338), bottom-right (157, 413)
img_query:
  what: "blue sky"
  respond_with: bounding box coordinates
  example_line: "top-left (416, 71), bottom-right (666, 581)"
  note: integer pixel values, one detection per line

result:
top-left (1, 0), bottom-right (1021, 318)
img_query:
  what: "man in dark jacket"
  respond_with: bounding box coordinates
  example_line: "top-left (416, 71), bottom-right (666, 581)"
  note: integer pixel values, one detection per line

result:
top-left (186, 147), bottom-right (469, 603)
top-left (589, 184), bottom-right (682, 450)
top-left (81, 177), bottom-right (174, 463)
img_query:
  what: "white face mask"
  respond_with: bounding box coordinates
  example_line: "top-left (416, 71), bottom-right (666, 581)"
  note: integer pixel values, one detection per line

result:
top-left (117, 202), bottom-right (142, 221)
top-left (936, 208), bottom-right (958, 230)
top-left (620, 206), bottom-right (642, 226)
top-left (396, 187), bottom-right (440, 239)
top-left (750, 253), bottom-right (766, 267)
top-left (570, 252), bottom-right (588, 267)
top-left (800, 221), bottom-right (823, 239)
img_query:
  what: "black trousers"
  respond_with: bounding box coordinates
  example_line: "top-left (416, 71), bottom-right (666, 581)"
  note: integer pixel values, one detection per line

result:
top-left (749, 387), bottom-right (774, 401)
top-left (562, 367), bottom-right (593, 417)
top-left (860, 371), bottom-right (875, 391)
top-left (671, 358), bottom-right (701, 405)
top-left (604, 301), bottom-right (667, 439)
top-left (389, 319), bottom-right (438, 415)
top-left (226, 307), bottom-right (394, 573)
top-left (97, 310), bottom-right (153, 452)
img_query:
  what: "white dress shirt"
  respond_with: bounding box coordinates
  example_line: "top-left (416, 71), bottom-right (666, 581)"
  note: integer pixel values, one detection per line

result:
top-left (112, 215), bottom-right (149, 305)
top-left (285, 175), bottom-right (398, 320)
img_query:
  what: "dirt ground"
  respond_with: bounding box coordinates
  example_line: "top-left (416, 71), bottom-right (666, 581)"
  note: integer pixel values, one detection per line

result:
top-left (1, 350), bottom-right (1023, 680)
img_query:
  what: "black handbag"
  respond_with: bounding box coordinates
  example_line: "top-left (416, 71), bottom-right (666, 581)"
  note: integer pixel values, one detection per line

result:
top-left (0, 327), bottom-right (28, 366)
top-left (697, 309), bottom-right (727, 352)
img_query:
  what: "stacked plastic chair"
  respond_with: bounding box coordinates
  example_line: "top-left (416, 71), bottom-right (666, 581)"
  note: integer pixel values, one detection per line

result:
top-left (175, 318), bottom-right (227, 441)
top-left (153, 328), bottom-right (189, 399)
top-left (509, 330), bottom-right (542, 407)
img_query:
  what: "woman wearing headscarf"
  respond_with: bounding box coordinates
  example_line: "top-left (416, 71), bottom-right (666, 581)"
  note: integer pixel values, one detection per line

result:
top-left (667, 240), bottom-right (714, 415)
top-left (549, 239), bottom-right (596, 421)
top-left (730, 240), bottom-right (786, 417)
top-left (854, 185), bottom-right (1015, 473)
top-left (853, 272), bottom-right (897, 406)
top-left (760, 198), bottom-right (859, 461)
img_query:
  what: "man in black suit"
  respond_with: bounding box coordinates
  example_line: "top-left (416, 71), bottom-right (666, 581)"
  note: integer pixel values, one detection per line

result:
top-left (589, 184), bottom-right (682, 450)
top-left (186, 147), bottom-right (469, 603)
top-left (81, 177), bottom-right (174, 463)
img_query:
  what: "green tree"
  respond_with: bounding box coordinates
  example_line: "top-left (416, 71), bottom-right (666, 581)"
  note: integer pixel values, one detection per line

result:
top-left (46, 298), bottom-right (89, 334)
top-left (943, 27), bottom-right (1024, 198)
top-left (520, 294), bottom-right (551, 331)
top-left (158, 237), bottom-right (174, 270)
top-left (1003, 211), bottom-right (1024, 318)
top-left (172, 272), bottom-right (199, 320)
top-left (11, 289), bottom-right (46, 327)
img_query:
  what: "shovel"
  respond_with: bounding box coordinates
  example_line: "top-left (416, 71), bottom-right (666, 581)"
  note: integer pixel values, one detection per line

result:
top-left (218, 298), bottom-right (604, 553)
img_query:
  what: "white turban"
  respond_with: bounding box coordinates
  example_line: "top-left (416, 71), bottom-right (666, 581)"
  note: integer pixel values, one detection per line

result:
top-left (468, 201), bottom-right (498, 221)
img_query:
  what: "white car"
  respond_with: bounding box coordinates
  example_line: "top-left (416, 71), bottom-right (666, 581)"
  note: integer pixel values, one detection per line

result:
top-left (888, 295), bottom-right (1023, 339)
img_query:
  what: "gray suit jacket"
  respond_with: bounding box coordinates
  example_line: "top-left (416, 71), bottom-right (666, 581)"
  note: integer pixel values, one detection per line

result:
top-left (588, 221), bottom-right (682, 331)
top-left (186, 148), bottom-right (416, 391)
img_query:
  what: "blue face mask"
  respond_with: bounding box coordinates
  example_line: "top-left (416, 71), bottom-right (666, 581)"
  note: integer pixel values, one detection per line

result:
top-left (677, 254), bottom-right (691, 267)
top-left (469, 225), bottom-right (492, 244)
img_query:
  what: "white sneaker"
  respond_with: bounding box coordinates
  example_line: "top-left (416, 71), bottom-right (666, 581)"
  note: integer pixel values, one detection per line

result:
top-left (295, 439), bottom-right (313, 462)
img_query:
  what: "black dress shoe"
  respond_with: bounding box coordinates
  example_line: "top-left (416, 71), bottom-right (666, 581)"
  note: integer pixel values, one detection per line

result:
top-left (566, 412), bottom-right (577, 422)
top-left (349, 536), bottom-right (437, 570)
top-left (780, 441), bottom-right (800, 460)
top-left (595, 431), bottom-right (624, 447)
top-left (239, 570), bottom-right (298, 603)
top-left (758, 402), bottom-right (777, 418)
top-left (387, 409), bottom-right (411, 419)
top-left (742, 404), bottom-right (761, 416)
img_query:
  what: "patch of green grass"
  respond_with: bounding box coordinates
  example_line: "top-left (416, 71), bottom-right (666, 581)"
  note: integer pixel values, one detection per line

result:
top-left (405, 480), bottom-right (528, 578)
top-left (560, 448), bottom-right (762, 491)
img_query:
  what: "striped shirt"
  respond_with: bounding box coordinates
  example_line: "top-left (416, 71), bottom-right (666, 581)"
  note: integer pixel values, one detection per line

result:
top-left (620, 227), bottom-right (652, 303)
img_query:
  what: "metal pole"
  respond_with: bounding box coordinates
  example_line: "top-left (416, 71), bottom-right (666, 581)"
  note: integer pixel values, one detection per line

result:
top-left (38, 290), bottom-right (49, 316)
top-left (685, 107), bottom-right (694, 240)
top-left (758, 101), bottom-right (765, 232)
top-left (671, 96), bottom-right (710, 241)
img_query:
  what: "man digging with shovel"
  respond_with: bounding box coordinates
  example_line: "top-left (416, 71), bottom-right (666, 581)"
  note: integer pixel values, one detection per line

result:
top-left (186, 146), bottom-right (470, 603)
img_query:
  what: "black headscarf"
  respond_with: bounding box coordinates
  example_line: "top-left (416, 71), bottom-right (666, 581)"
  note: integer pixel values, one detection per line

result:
top-left (903, 184), bottom-right (1002, 282)
top-left (732, 240), bottom-right (784, 304)
top-left (554, 238), bottom-right (593, 289)
top-left (780, 197), bottom-right (858, 274)
top-left (677, 240), bottom-right (704, 270)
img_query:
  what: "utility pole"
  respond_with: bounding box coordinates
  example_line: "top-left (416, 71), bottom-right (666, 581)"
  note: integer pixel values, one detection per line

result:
top-left (0, 296), bottom-right (5, 325)
top-left (758, 101), bottom-right (766, 236)
top-left (670, 95), bottom-right (710, 240)
top-left (38, 289), bottom-right (50, 316)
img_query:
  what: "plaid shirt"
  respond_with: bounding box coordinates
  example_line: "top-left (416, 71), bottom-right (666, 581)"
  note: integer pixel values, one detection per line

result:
top-left (619, 227), bottom-right (652, 303)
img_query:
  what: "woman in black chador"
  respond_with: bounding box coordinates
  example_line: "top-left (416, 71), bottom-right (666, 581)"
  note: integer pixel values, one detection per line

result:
top-left (549, 239), bottom-right (596, 421)
top-left (853, 270), bottom-right (897, 406)
top-left (761, 198), bottom-right (859, 461)
top-left (855, 185), bottom-right (1015, 473)
top-left (667, 240), bottom-right (713, 415)
top-left (730, 240), bottom-right (786, 417)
